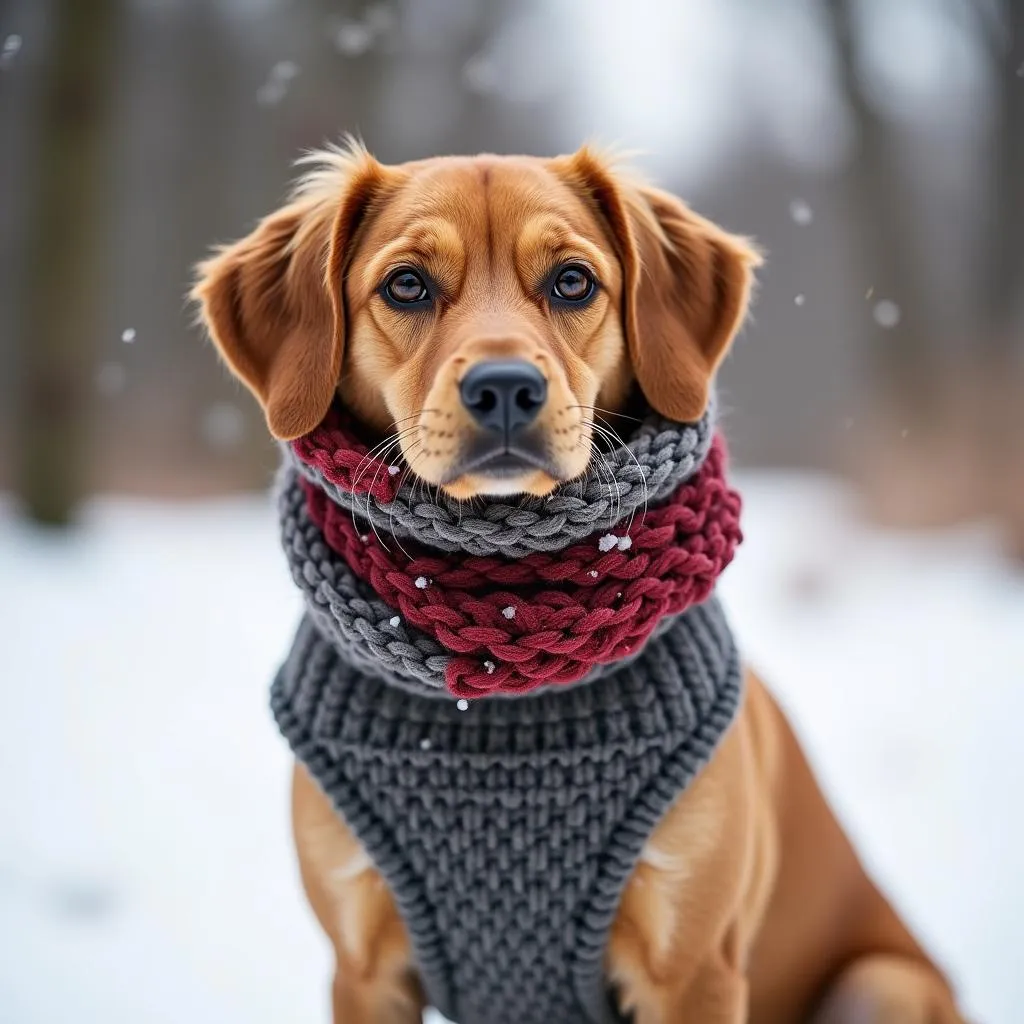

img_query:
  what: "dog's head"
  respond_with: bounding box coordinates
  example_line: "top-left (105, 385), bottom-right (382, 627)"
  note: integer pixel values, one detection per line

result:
top-left (192, 143), bottom-right (760, 499)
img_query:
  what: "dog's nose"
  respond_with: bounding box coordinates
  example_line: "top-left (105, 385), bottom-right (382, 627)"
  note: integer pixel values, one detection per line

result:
top-left (459, 360), bottom-right (547, 435)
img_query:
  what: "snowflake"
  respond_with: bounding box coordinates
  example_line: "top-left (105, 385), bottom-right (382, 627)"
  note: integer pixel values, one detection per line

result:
top-left (501, 605), bottom-right (515, 619)
top-left (484, 660), bottom-right (495, 675)
top-left (456, 699), bottom-right (469, 711)
top-left (598, 534), bottom-right (618, 552)
top-left (872, 300), bottom-right (901, 329)
top-left (201, 403), bottom-right (245, 450)
top-left (121, 328), bottom-right (136, 343)
top-left (389, 616), bottom-right (400, 627)
top-left (1, 34), bottom-right (22, 69)
top-left (256, 61), bottom-right (299, 106)
top-left (334, 21), bottom-right (373, 56)
top-left (588, 570), bottom-right (599, 578)
top-left (388, 465), bottom-right (400, 476)
top-left (415, 576), bottom-right (430, 589)
top-left (794, 294), bottom-right (806, 307)
top-left (789, 199), bottom-right (813, 226)
top-left (420, 737), bottom-right (432, 750)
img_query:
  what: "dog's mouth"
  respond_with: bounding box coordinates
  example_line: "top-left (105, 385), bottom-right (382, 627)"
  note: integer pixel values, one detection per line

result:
top-left (444, 433), bottom-right (557, 482)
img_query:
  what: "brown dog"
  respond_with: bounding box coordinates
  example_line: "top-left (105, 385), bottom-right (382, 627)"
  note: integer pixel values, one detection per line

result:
top-left (193, 143), bottom-right (966, 1023)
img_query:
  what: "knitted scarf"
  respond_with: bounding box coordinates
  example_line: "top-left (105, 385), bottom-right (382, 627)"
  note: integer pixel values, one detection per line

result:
top-left (271, 399), bottom-right (744, 1024)
top-left (279, 401), bottom-right (741, 699)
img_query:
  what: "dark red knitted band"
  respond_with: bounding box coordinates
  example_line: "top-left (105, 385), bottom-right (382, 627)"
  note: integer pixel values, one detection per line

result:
top-left (292, 405), bottom-right (403, 502)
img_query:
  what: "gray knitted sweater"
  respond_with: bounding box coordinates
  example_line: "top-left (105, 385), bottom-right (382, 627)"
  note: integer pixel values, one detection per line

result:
top-left (270, 405), bottom-right (743, 1024)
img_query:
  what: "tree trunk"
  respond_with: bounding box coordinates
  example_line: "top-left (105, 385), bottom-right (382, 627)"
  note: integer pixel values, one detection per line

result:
top-left (14, 0), bottom-right (119, 524)
top-left (981, 0), bottom-right (1024, 358)
top-left (825, 0), bottom-right (938, 415)
top-left (980, 0), bottom-right (1024, 559)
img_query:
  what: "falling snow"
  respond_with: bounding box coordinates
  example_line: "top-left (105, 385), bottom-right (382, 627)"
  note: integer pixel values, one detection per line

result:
top-left (789, 199), bottom-right (813, 226)
top-left (0, 33), bottom-right (21, 68)
top-left (794, 294), bottom-right (806, 307)
top-left (201, 403), bottom-right (245, 451)
top-left (463, 52), bottom-right (499, 95)
top-left (456, 699), bottom-right (469, 711)
top-left (599, 533), bottom-right (633, 552)
top-left (334, 22), bottom-right (374, 57)
top-left (873, 299), bottom-right (902, 329)
top-left (501, 605), bottom-right (515, 619)
top-left (419, 738), bottom-right (431, 750)
top-left (120, 328), bottom-right (136, 344)
top-left (389, 616), bottom-right (400, 627)
top-left (256, 61), bottom-right (299, 106)
top-left (414, 576), bottom-right (430, 589)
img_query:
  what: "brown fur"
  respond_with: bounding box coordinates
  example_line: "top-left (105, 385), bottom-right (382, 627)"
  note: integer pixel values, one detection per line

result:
top-left (194, 144), bottom-right (966, 1023)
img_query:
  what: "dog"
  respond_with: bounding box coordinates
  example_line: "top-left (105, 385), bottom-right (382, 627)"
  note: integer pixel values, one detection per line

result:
top-left (193, 143), bottom-right (966, 1023)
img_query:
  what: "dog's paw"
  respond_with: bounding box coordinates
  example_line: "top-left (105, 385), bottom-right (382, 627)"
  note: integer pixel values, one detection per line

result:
top-left (811, 955), bottom-right (967, 1024)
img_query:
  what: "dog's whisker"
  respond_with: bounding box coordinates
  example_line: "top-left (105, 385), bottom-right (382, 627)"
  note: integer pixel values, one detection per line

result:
top-left (348, 427), bottom-right (422, 545)
top-left (568, 403), bottom-right (643, 424)
top-left (351, 426), bottom-right (420, 488)
top-left (385, 441), bottom-right (426, 560)
top-left (580, 420), bottom-right (623, 519)
top-left (581, 417), bottom-right (648, 532)
top-left (387, 409), bottom-right (440, 430)
top-left (574, 434), bottom-right (619, 528)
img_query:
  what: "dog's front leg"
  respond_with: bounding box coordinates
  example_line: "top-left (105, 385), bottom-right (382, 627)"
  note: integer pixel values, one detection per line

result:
top-left (331, 962), bottom-right (424, 1024)
top-left (292, 762), bottom-right (424, 1024)
top-left (612, 953), bottom-right (747, 1024)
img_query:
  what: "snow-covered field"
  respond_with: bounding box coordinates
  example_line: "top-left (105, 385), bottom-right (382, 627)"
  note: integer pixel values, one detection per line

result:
top-left (1, 474), bottom-right (1021, 1024)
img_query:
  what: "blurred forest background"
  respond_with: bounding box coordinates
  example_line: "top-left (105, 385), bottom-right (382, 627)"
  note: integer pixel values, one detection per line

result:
top-left (1, 0), bottom-right (1022, 550)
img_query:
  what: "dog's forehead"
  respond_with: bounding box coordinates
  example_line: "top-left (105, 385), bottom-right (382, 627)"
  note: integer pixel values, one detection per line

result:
top-left (376, 155), bottom-right (604, 243)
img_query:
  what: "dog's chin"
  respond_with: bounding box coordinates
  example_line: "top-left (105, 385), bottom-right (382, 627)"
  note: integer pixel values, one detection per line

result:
top-left (442, 465), bottom-right (561, 500)
top-left (438, 436), bottom-right (565, 500)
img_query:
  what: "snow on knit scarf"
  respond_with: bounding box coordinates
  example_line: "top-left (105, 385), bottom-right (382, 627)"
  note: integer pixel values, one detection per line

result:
top-left (277, 399), bottom-right (742, 699)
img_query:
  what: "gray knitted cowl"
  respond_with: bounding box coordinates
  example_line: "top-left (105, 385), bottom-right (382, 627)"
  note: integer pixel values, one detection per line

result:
top-left (271, 400), bottom-right (744, 1024)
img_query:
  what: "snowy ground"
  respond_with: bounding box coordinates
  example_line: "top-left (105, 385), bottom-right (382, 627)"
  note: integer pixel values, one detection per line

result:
top-left (1, 474), bottom-right (1021, 1024)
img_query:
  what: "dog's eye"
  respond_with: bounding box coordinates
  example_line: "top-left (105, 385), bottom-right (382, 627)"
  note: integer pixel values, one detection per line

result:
top-left (384, 269), bottom-right (429, 305)
top-left (551, 265), bottom-right (595, 303)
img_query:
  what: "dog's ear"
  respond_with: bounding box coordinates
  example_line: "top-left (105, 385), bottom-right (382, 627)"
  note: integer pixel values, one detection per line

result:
top-left (191, 148), bottom-right (390, 440)
top-left (558, 149), bottom-right (762, 422)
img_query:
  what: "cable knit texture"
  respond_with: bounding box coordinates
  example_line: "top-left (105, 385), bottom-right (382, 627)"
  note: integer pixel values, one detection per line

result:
top-left (287, 400), bottom-right (715, 556)
top-left (271, 400), bottom-right (744, 1024)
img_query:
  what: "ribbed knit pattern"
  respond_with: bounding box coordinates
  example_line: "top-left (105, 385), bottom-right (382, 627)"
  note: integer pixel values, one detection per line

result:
top-left (273, 602), bottom-right (740, 1024)
top-left (271, 400), bottom-right (745, 1023)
